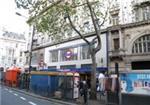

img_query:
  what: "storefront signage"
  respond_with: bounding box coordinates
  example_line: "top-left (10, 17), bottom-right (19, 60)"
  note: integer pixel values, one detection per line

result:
top-left (65, 50), bottom-right (73, 59)
top-left (120, 73), bottom-right (150, 96)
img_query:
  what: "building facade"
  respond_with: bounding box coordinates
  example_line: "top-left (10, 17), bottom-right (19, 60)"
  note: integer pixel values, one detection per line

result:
top-left (25, 0), bottom-right (150, 73)
top-left (44, 33), bottom-right (108, 71)
top-left (108, 0), bottom-right (150, 72)
top-left (0, 30), bottom-right (26, 70)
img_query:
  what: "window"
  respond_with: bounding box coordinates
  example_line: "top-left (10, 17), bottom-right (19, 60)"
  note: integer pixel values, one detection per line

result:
top-left (16, 44), bottom-right (18, 48)
top-left (111, 14), bottom-right (119, 25)
top-left (132, 61), bottom-right (150, 70)
top-left (48, 66), bottom-right (57, 70)
top-left (49, 50), bottom-right (58, 62)
top-left (81, 64), bottom-right (92, 69)
top-left (13, 59), bottom-right (16, 64)
top-left (20, 52), bottom-right (23, 57)
top-left (60, 47), bottom-right (78, 61)
top-left (31, 53), bottom-right (38, 65)
top-left (84, 21), bottom-right (91, 32)
top-left (81, 45), bottom-right (91, 59)
top-left (41, 37), bottom-right (44, 43)
top-left (19, 58), bottom-right (22, 62)
top-left (135, 5), bottom-right (150, 22)
top-left (142, 6), bottom-right (150, 20)
top-left (135, 8), bottom-right (141, 22)
top-left (113, 38), bottom-right (120, 50)
top-left (26, 57), bottom-right (28, 64)
top-left (132, 35), bottom-right (150, 53)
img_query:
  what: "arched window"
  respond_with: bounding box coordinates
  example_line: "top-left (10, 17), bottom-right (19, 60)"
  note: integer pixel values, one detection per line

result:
top-left (132, 35), bottom-right (150, 53)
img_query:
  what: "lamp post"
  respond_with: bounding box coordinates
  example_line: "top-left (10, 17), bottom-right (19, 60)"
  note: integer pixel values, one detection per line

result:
top-left (16, 12), bottom-right (35, 90)
top-left (28, 25), bottom-right (35, 73)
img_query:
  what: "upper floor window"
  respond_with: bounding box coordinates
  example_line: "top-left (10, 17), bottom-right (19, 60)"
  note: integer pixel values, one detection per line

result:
top-left (80, 44), bottom-right (91, 60)
top-left (20, 52), bottom-right (23, 57)
top-left (113, 38), bottom-right (120, 50)
top-left (135, 5), bottom-right (150, 21)
top-left (31, 53), bottom-right (38, 64)
top-left (132, 35), bottom-right (150, 54)
top-left (142, 6), bottom-right (150, 20)
top-left (49, 50), bottom-right (58, 62)
top-left (84, 21), bottom-right (91, 32)
top-left (41, 37), bottom-right (44, 44)
top-left (111, 14), bottom-right (119, 25)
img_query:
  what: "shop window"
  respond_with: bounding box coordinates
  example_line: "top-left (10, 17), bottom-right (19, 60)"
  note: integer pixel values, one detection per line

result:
top-left (48, 66), bottom-right (57, 70)
top-left (81, 64), bottom-right (92, 69)
top-left (132, 61), bottom-right (150, 70)
top-left (60, 65), bottom-right (76, 69)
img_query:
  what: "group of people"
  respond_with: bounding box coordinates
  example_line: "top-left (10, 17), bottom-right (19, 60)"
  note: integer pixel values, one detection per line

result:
top-left (78, 72), bottom-right (115, 104)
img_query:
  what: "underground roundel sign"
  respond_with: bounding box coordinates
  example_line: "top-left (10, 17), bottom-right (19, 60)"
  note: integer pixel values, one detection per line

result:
top-left (65, 49), bottom-right (72, 60)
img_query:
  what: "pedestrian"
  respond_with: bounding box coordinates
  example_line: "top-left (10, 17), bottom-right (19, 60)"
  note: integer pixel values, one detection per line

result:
top-left (79, 80), bottom-right (83, 96)
top-left (82, 80), bottom-right (88, 104)
top-left (98, 73), bottom-right (105, 96)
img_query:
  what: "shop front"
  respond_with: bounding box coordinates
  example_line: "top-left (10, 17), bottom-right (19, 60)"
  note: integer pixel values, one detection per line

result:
top-left (120, 71), bottom-right (150, 105)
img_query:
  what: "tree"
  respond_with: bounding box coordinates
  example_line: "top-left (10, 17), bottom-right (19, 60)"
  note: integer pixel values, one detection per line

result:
top-left (15, 0), bottom-right (110, 99)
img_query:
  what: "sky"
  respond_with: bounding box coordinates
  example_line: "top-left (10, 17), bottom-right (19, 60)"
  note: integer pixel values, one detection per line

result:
top-left (0, 0), bottom-right (29, 34)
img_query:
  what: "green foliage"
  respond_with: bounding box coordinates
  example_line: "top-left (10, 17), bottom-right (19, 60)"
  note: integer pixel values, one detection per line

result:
top-left (15, 0), bottom-right (107, 40)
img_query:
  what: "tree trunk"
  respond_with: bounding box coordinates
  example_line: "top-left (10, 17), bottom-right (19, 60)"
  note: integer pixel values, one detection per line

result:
top-left (90, 52), bottom-right (97, 100)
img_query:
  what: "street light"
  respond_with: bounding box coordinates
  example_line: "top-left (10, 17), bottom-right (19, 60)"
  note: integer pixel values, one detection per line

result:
top-left (16, 12), bottom-right (34, 71)
top-left (16, 12), bottom-right (35, 90)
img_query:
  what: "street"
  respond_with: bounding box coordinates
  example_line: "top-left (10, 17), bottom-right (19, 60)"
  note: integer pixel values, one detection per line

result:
top-left (0, 85), bottom-right (62, 105)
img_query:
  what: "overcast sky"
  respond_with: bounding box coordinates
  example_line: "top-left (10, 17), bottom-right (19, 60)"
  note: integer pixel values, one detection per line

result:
top-left (0, 0), bottom-right (29, 34)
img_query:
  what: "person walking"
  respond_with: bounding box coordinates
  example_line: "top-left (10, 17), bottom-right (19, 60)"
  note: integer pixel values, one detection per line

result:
top-left (82, 81), bottom-right (88, 105)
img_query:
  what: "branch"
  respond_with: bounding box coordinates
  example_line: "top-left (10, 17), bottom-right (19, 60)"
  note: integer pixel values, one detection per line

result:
top-left (97, 8), bottom-right (109, 27)
top-left (66, 11), bottom-right (90, 45)
top-left (86, 0), bottom-right (101, 52)
top-left (71, 1), bottom-right (98, 8)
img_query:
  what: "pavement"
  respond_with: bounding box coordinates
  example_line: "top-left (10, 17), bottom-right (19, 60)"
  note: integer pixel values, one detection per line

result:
top-left (2, 85), bottom-right (106, 105)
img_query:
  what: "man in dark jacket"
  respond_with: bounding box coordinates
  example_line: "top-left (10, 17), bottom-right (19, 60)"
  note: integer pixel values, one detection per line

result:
top-left (82, 81), bottom-right (88, 104)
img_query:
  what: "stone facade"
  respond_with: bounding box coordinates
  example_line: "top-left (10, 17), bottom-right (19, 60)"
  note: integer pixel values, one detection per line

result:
top-left (108, 21), bottom-right (150, 72)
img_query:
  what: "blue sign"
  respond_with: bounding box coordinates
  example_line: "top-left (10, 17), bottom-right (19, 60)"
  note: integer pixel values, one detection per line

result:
top-left (120, 73), bottom-right (150, 96)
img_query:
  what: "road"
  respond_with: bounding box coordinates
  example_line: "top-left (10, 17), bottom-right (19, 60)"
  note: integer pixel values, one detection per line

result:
top-left (0, 85), bottom-right (62, 105)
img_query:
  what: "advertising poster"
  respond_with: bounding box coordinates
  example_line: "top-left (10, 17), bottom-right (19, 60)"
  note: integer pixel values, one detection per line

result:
top-left (120, 73), bottom-right (150, 95)
top-left (73, 77), bottom-right (79, 98)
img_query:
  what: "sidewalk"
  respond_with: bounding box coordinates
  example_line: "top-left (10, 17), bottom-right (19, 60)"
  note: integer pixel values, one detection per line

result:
top-left (76, 93), bottom-right (106, 105)
top-left (10, 87), bottom-right (106, 105)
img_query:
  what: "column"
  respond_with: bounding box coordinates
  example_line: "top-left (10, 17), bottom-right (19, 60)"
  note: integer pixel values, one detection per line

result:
top-left (119, 29), bottom-right (123, 49)
top-left (108, 31), bottom-right (112, 51)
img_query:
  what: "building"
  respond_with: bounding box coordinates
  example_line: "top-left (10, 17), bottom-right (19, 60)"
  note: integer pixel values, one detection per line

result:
top-left (108, 0), bottom-right (150, 72)
top-left (25, 0), bottom-right (150, 73)
top-left (0, 30), bottom-right (26, 70)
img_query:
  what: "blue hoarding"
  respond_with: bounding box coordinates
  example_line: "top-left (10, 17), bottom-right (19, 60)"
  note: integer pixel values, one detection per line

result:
top-left (120, 73), bottom-right (150, 96)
